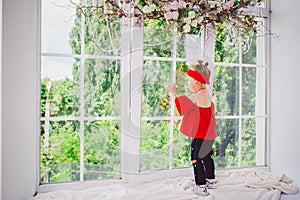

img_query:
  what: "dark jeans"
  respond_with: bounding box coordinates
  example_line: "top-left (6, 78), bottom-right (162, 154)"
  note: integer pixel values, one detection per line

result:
top-left (191, 138), bottom-right (215, 185)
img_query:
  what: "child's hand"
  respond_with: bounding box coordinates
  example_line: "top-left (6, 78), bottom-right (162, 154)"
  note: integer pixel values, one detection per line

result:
top-left (169, 83), bottom-right (177, 98)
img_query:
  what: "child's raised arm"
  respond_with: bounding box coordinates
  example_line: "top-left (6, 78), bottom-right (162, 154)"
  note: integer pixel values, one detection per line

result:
top-left (168, 83), bottom-right (177, 98)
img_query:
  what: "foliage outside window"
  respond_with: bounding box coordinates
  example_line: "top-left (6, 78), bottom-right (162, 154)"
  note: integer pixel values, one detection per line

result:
top-left (40, 0), bottom-right (268, 183)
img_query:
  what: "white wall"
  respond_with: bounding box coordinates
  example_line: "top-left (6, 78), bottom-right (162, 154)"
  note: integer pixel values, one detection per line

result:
top-left (2, 0), bottom-right (39, 199)
top-left (270, 0), bottom-right (300, 191)
top-left (0, 0), bottom-right (2, 198)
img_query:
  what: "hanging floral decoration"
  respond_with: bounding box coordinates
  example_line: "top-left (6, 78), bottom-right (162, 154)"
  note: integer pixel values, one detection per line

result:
top-left (70, 0), bottom-right (265, 34)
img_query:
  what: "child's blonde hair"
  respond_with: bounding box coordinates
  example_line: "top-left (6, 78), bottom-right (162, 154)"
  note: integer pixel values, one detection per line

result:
top-left (190, 60), bottom-right (211, 76)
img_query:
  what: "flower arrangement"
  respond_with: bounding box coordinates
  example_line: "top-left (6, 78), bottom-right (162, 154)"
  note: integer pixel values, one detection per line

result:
top-left (71, 0), bottom-right (264, 34)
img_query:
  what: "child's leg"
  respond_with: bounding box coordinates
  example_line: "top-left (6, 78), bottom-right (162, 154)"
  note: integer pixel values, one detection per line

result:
top-left (203, 151), bottom-right (218, 189)
top-left (198, 140), bottom-right (215, 179)
top-left (202, 150), bottom-right (215, 179)
top-left (192, 159), bottom-right (206, 185)
top-left (191, 138), bottom-right (206, 185)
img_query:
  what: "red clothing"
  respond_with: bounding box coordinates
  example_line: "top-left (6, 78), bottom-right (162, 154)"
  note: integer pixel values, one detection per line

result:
top-left (175, 95), bottom-right (217, 140)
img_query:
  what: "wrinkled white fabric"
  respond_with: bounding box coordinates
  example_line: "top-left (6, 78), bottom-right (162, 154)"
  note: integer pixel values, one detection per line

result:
top-left (32, 169), bottom-right (298, 200)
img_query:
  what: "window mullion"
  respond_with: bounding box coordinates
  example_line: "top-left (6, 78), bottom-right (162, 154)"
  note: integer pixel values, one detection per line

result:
top-left (256, 18), bottom-right (267, 166)
top-left (121, 16), bottom-right (144, 182)
top-left (120, 16), bottom-right (131, 182)
top-left (79, 9), bottom-right (85, 182)
top-left (238, 32), bottom-right (243, 168)
top-left (129, 17), bottom-right (144, 175)
top-left (169, 25), bottom-right (178, 169)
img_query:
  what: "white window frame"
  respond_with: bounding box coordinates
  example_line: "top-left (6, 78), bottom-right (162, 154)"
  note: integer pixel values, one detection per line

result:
top-left (38, 1), bottom-right (271, 191)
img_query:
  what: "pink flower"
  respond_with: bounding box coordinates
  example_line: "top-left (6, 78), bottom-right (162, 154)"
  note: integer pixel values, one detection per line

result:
top-left (222, 0), bottom-right (235, 10)
top-left (164, 12), bottom-right (173, 20)
top-left (178, 0), bottom-right (187, 8)
top-left (164, 11), bottom-right (179, 20)
top-left (170, 1), bottom-right (179, 10)
top-left (164, 0), bottom-right (186, 13)
top-left (229, 17), bottom-right (236, 24)
top-left (171, 11), bottom-right (179, 20)
top-left (163, 4), bottom-right (171, 12)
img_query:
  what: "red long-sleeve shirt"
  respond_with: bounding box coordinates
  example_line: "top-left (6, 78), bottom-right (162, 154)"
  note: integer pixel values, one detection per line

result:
top-left (175, 95), bottom-right (216, 140)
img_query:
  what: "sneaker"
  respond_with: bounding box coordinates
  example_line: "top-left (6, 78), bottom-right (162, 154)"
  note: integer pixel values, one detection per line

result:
top-left (193, 184), bottom-right (209, 196)
top-left (206, 179), bottom-right (218, 189)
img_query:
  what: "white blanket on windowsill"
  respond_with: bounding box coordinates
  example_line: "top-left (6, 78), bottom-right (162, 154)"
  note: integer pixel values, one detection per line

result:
top-left (32, 168), bottom-right (298, 200)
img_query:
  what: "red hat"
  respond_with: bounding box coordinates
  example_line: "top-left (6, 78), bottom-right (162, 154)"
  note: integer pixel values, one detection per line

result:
top-left (187, 69), bottom-right (210, 84)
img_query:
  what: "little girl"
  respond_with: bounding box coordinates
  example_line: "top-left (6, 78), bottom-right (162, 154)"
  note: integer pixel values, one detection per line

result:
top-left (169, 60), bottom-right (218, 196)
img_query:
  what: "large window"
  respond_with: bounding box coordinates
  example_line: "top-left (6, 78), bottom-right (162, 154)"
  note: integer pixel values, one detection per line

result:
top-left (41, 0), bottom-right (121, 183)
top-left (40, 0), bottom-right (269, 183)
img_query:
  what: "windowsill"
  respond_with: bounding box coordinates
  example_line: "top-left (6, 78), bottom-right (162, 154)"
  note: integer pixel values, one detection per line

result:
top-left (37, 166), bottom-right (270, 193)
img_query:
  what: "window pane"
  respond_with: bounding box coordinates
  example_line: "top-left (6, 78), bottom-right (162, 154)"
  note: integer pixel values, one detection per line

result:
top-left (242, 33), bottom-right (257, 64)
top-left (142, 61), bottom-right (172, 117)
top-left (84, 59), bottom-right (120, 117)
top-left (140, 120), bottom-right (169, 171)
top-left (241, 118), bottom-right (266, 167)
top-left (213, 66), bottom-right (240, 116)
top-left (176, 62), bottom-right (190, 94)
top-left (177, 32), bottom-right (186, 58)
top-left (144, 20), bottom-right (173, 57)
top-left (40, 120), bottom-right (80, 183)
top-left (242, 67), bottom-right (256, 115)
top-left (41, 56), bottom-right (80, 117)
top-left (41, 56), bottom-right (79, 81)
top-left (242, 18), bottom-right (267, 65)
top-left (42, 0), bottom-right (81, 54)
top-left (214, 119), bottom-right (239, 169)
top-left (242, 67), bottom-right (266, 116)
top-left (172, 120), bottom-right (190, 168)
top-left (215, 22), bottom-right (239, 63)
top-left (177, 32), bottom-right (203, 60)
top-left (84, 120), bottom-right (121, 180)
top-left (84, 18), bottom-right (121, 56)
top-left (241, 118), bottom-right (255, 167)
